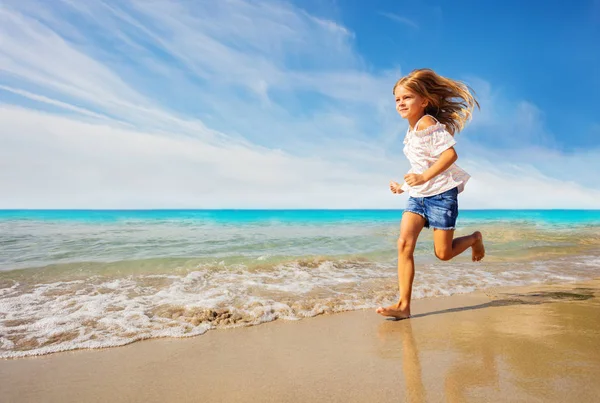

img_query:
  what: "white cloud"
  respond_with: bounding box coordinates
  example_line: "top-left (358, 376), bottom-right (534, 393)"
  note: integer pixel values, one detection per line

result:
top-left (1, 0), bottom-right (599, 209)
top-left (0, 106), bottom-right (394, 209)
top-left (2, 105), bottom-right (599, 210)
top-left (459, 159), bottom-right (600, 209)
top-left (379, 12), bottom-right (419, 29)
top-left (0, 84), bottom-right (117, 121)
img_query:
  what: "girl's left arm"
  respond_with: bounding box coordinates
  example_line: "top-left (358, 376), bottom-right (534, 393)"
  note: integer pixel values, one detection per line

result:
top-left (404, 148), bottom-right (458, 186)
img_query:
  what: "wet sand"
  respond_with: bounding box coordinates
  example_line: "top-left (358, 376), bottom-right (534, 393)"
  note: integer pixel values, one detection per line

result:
top-left (1, 279), bottom-right (600, 403)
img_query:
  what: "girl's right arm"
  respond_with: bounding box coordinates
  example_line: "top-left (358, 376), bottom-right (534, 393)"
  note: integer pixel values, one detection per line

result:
top-left (421, 147), bottom-right (458, 183)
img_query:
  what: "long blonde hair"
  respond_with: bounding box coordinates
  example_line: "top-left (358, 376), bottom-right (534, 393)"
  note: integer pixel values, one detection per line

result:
top-left (393, 69), bottom-right (479, 135)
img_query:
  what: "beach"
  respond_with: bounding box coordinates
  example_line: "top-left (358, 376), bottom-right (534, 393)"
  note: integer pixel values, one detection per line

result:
top-left (1, 210), bottom-right (600, 401)
top-left (2, 278), bottom-right (599, 402)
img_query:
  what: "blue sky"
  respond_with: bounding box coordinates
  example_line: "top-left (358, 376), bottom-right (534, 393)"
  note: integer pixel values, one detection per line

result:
top-left (1, 0), bottom-right (599, 209)
top-left (338, 0), bottom-right (600, 151)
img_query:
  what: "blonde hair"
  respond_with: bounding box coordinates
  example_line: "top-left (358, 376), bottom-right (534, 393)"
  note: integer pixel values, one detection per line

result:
top-left (393, 68), bottom-right (479, 135)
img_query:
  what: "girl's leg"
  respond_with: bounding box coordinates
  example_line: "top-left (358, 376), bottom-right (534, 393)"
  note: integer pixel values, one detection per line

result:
top-left (433, 229), bottom-right (485, 262)
top-left (376, 212), bottom-right (426, 319)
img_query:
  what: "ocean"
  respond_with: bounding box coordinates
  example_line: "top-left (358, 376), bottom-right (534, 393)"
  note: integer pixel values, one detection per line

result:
top-left (1, 209), bottom-right (599, 358)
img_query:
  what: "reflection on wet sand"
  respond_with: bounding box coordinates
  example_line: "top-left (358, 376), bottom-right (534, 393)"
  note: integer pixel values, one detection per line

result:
top-left (443, 326), bottom-right (498, 403)
top-left (376, 282), bottom-right (600, 402)
top-left (378, 320), bottom-right (426, 403)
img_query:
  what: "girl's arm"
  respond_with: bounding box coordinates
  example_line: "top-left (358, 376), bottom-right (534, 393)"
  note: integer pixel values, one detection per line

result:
top-left (404, 148), bottom-right (458, 186)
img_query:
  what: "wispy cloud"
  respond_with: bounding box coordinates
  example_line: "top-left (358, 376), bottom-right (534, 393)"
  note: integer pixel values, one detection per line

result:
top-left (378, 11), bottom-right (419, 29)
top-left (0, 84), bottom-right (117, 122)
top-left (1, 0), bottom-right (599, 209)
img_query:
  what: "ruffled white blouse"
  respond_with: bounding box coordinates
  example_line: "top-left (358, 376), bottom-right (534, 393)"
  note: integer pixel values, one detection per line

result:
top-left (400, 116), bottom-right (470, 197)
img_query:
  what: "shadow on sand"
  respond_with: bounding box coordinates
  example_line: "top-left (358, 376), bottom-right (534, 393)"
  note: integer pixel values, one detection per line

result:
top-left (388, 289), bottom-right (595, 321)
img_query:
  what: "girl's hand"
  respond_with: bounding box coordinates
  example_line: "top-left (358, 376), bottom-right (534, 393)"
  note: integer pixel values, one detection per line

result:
top-left (404, 173), bottom-right (426, 187)
top-left (390, 181), bottom-right (403, 194)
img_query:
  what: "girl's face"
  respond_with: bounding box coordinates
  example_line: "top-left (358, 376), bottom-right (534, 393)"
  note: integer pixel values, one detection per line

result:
top-left (394, 85), bottom-right (428, 120)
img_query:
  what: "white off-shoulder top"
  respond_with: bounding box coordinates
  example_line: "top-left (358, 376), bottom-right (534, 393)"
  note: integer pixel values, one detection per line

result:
top-left (400, 115), bottom-right (470, 197)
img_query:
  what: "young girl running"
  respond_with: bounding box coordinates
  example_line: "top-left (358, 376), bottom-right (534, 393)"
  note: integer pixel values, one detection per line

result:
top-left (377, 68), bottom-right (485, 319)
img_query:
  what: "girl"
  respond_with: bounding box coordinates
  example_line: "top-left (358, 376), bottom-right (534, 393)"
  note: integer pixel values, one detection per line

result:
top-left (377, 68), bottom-right (485, 319)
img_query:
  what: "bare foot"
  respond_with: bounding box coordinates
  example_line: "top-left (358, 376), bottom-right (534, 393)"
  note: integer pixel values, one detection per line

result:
top-left (472, 231), bottom-right (485, 262)
top-left (376, 302), bottom-right (411, 319)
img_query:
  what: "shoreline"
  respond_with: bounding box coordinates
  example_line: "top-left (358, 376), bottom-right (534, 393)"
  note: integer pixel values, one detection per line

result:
top-left (2, 278), bottom-right (600, 402)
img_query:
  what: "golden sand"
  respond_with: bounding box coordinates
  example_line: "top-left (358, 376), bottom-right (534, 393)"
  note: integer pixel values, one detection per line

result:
top-left (1, 279), bottom-right (599, 402)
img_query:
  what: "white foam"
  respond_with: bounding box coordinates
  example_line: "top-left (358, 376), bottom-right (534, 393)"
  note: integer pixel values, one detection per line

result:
top-left (2, 254), bottom-right (600, 358)
top-left (0, 281), bottom-right (19, 298)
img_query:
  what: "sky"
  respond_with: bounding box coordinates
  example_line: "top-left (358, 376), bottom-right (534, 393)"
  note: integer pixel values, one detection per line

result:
top-left (1, 0), bottom-right (599, 209)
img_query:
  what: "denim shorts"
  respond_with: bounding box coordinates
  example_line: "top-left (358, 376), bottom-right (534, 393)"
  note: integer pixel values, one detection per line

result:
top-left (404, 187), bottom-right (459, 230)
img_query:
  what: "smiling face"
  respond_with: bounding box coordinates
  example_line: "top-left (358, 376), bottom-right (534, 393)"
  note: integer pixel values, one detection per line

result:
top-left (394, 84), bottom-right (428, 122)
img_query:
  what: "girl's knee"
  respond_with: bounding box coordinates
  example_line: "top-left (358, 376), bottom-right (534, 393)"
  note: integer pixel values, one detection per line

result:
top-left (435, 248), bottom-right (453, 261)
top-left (397, 237), bottom-right (416, 255)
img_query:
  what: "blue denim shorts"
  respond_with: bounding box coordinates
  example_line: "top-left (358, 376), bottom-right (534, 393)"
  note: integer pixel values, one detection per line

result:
top-left (404, 187), bottom-right (459, 230)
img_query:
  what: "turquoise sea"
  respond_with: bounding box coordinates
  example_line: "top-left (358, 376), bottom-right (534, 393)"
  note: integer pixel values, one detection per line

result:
top-left (1, 209), bottom-right (599, 358)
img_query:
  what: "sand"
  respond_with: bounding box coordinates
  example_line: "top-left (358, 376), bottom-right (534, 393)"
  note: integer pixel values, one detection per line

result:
top-left (1, 279), bottom-right (600, 403)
